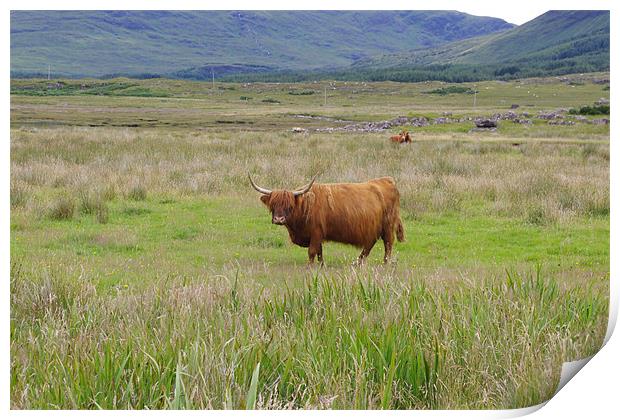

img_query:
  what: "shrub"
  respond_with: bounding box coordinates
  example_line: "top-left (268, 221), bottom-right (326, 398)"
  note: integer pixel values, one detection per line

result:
top-left (288, 90), bottom-right (315, 95)
top-left (424, 86), bottom-right (477, 95)
top-left (48, 196), bottom-right (75, 220)
top-left (568, 105), bottom-right (609, 115)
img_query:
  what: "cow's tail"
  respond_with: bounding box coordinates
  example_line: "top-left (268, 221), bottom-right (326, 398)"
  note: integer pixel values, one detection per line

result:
top-left (393, 204), bottom-right (405, 242)
top-left (396, 217), bottom-right (405, 242)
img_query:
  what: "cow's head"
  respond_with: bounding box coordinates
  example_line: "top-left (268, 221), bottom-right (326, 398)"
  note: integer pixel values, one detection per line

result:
top-left (249, 175), bottom-right (316, 225)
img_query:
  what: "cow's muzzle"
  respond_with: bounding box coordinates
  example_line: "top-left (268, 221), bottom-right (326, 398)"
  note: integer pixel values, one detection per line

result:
top-left (272, 216), bottom-right (286, 225)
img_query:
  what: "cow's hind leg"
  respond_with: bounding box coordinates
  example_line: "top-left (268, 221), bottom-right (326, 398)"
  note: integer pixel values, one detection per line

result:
top-left (382, 226), bottom-right (395, 264)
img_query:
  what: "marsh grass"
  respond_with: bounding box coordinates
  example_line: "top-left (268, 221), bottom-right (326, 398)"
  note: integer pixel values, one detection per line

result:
top-left (10, 264), bottom-right (607, 409)
top-left (46, 195), bottom-right (76, 221)
top-left (126, 183), bottom-right (147, 201)
top-left (9, 128), bottom-right (609, 226)
top-left (10, 180), bottom-right (28, 208)
top-left (10, 76), bottom-right (609, 410)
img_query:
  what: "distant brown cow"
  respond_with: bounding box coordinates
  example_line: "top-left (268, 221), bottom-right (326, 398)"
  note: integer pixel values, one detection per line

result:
top-left (249, 175), bottom-right (405, 264)
top-left (390, 132), bottom-right (405, 142)
top-left (402, 131), bottom-right (412, 143)
top-left (390, 130), bottom-right (412, 144)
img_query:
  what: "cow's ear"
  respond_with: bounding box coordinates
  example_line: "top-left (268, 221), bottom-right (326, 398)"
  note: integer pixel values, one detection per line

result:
top-left (260, 194), bottom-right (271, 207)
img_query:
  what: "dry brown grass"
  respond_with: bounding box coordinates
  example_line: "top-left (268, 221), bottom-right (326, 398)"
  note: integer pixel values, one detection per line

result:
top-left (10, 127), bottom-right (609, 224)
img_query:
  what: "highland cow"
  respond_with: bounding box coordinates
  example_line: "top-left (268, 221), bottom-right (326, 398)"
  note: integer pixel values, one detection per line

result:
top-left (249, 175), bottom-right (405, 264)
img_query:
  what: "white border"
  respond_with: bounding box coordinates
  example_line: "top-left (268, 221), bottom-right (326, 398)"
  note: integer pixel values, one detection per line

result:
top-left (4, 1), bottom-right (617, 418)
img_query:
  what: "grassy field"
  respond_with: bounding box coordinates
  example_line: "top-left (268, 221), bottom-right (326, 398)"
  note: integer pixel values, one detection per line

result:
top-left (10, 74), bottom-right (609, 409)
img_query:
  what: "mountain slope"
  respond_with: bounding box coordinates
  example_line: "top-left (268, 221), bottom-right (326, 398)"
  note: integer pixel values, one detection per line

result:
top-left (10, 10), bottom-right (513, 78)
top-left (352, 10), bottom-right (609, 71)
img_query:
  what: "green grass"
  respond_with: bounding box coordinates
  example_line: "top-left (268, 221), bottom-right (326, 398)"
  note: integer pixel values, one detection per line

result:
top-left (10, 261), bottom-right (607, 409)
top-left (10, 195), bottom-right (609, 278)
top-left (10, 74), bottom-right (609, 409)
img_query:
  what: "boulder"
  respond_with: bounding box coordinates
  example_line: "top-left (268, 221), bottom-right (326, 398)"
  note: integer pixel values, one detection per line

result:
top-left (474, 119), bottom-right (497, 128)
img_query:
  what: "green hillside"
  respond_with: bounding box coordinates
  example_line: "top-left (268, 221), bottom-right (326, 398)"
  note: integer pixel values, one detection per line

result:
top-left (352, 10), bottom-right (609, 75)
top-left (10, 11), bottom-right (513, 78)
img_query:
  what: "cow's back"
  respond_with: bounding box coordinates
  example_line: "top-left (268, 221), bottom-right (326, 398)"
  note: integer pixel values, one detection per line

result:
top-left (308, 177), bottom-right (400, 247)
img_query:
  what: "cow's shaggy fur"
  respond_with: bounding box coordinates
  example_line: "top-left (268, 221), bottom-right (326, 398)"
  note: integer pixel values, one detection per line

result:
top-left (258, 177), bottom-right (405, 263)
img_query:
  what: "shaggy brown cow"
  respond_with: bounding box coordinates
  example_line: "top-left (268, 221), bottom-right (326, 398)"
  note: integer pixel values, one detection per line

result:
top-left (402, 131), bottom-right (412, 143)
top-left (249, 175), bottom-right (405, 264)
top-left (390, 132), bottom-right (405, 142)
top-left (390, 130), bottom-right (412, 144)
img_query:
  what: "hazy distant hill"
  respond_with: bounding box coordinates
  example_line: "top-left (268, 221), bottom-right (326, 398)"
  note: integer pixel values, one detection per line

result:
top-left (352, 10), bottom-right (609, 74)
top-left (10, 10), bottom-right (513, 78)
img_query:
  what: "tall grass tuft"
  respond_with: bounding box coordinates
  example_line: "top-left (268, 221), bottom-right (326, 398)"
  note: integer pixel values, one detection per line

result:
top-left (47, 195), bottom-right (75, 220)
top-left (10, 181), bottom-right (29, 208)
top-left (127, 183), bottom-right (147, 201)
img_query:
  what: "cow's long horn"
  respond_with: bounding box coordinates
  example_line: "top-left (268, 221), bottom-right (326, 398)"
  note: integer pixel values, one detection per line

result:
top-left (248, 174), bottom-right (272, 195)
top-left (292, 175), bottom-right (317, 196)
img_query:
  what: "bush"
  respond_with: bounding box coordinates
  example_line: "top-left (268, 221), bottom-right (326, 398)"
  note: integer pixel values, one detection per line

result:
top-left (424, 86), bottom-right (477, 95)
top-left (48, 196), bottom-right (75, 220)
top-left (568, 105), bottom-right (609, 115)
top-left (288, 90), bottom-right (315, 95)
top-left (261, 98), bottom-right (280, 104)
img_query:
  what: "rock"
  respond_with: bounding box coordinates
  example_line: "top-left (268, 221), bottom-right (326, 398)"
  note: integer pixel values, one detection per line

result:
top-left (510, 104), bottom-right (520, 109)
top-left (390, 116), bottom-right (409, 125)
top-left (538, 112), bottom-right (563, 120)
top-left (548, 120), bottom-right (575, 125)
top-left (410, 117), bottom-right (429, 127)
top-left (595, 98), bottom-right (610, 105)
top-left (591, 118), bottom-right (609, 125)
top-left (291, 127), bottom-right (307, 133)
top-left (474, 119), bottom-right (497, 128)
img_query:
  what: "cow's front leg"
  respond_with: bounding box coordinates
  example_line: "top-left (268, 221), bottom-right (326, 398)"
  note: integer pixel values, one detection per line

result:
top-left (308, 238), bottom-right (323, 264)
top-left (356, 240), bottom-right (376, 265)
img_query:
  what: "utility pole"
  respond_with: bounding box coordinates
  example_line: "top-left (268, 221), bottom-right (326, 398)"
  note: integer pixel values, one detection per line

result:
top-left (47, 64), bottom-right (51, 81)
top-left (211, 68), bottom-right (215, 89)
top-left (324, 86), bottom-right (327, 106)
top-left (473, 84), bottom-right (477, 109)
